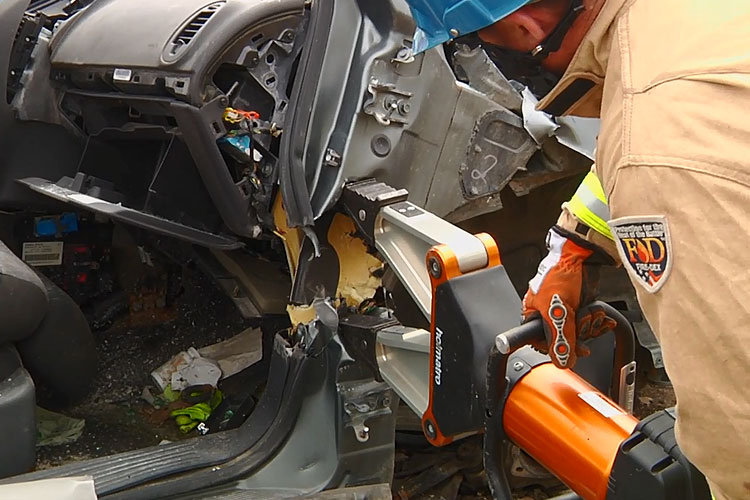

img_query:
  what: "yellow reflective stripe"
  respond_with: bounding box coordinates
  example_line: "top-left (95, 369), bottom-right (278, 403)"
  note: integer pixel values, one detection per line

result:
top-left (583, 170), bottom-right (607, 203)
top-left (568, 172), bottom-right (614, 240)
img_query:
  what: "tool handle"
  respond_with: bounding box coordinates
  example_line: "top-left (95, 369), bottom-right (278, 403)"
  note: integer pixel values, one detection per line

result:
top-left (495, 319), bottom-right (544, 354)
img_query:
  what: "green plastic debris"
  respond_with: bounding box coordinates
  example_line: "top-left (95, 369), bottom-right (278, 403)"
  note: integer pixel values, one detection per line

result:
top-left (170, 389), bottom-right (223, 433)
top-left (36, 407), bottom-right (85, 447)
top-left (162, 384), bottom-right (181, 403)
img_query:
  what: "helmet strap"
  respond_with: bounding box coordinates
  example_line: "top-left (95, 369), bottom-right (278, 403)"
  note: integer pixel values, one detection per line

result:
top-left (529, 0), bottom-right (585, 59)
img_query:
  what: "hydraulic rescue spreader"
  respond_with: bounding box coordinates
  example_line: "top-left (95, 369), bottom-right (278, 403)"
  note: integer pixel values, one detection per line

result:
top-left (341, 180), bottom-right (711, 500)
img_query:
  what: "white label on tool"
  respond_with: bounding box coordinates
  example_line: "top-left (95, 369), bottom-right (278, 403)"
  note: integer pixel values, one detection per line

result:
top-left (578, 392), bottom-right (625, 419)
top-left (22, 241), bottom-right (63, 266)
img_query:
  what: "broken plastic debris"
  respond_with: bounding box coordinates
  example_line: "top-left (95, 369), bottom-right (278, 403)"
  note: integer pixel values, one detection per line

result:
top-left (170, 356), bottom-right (221, 391)
top-left (163, 384), bottom-right (180, 403)
top-left (197, 327), bottom-right (262, 379)
top-left (141, 386), bottom-right (171, 409)
top-left (141, 386), bottom-right (156, 406)
top-left (153, 327), bottom-right (263, 395)
top-left (151, 349), bottom-right (199, 392)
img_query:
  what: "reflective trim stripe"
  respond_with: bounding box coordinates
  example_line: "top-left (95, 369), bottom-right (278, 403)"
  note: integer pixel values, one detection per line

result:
top-left (576, 183), bottom-right (610, 221)
top-left (568, 171), bottom-right (614, 240)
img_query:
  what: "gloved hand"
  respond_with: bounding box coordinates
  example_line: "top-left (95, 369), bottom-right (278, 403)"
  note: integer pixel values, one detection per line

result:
top-left (522, 227), bottom-right (614, 368)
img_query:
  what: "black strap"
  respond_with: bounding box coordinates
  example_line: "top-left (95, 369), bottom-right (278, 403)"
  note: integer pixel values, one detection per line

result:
top-left (530, 0), bottom-right (585, 60)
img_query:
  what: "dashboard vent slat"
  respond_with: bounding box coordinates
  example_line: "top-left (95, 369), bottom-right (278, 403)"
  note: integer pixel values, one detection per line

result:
top-left (173, 2), bottom-right (225, 47)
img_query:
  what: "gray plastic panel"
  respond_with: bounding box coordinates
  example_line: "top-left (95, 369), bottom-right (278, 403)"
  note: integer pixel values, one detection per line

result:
top-left (0, 345), bottom-right (36, 479)
top-left (50, 0), bottom-right (304, 105)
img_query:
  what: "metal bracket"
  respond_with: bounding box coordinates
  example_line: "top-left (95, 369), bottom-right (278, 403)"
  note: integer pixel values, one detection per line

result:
top-left (451, 44), bottom-right (522, 113)
top-left (391, 46), bottom-right (415, 65)
top-left (618, 361), bottom-right (637, 414)
top-left (363, 79), bottom-right (413, 126)
top-left (374, 201), bottom-right (489, 318)
top-left (340, 179), bottom-right (408, 247)
top-left (375, 325), bottom-right (430, 418)
top-left (339, 313), bottom-right (400, 382)
top-left (338, 380), bottom-right (393, 443)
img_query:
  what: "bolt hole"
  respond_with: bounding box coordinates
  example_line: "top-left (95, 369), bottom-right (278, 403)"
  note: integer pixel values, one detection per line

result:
top-left (266, 53), bottom-right (275, 64)
top-left (251, 33), bottom-right (264, 43)
top-left (265, 75), bottom-right (276, 86)
top-left (176, 81), bottom-right (185, 88)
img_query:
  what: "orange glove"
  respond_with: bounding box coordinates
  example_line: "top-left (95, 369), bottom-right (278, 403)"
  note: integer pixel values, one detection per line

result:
top-left (522, 227), bottom-right (613, 368)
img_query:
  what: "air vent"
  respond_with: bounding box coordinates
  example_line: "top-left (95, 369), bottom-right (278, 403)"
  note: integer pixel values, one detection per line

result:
top-left (172, 2), bottom-right (225, 47)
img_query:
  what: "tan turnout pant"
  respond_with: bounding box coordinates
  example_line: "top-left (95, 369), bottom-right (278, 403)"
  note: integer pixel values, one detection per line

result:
top-left (608, 165), bottom-right (750, 500)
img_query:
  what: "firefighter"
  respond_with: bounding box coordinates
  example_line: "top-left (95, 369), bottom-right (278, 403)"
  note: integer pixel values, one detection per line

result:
top-left (405, 1), bottom-right (750, 499)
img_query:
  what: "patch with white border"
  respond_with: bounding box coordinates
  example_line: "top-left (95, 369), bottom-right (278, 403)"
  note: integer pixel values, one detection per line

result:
top-left (608, 216), bottom-right (672, 293)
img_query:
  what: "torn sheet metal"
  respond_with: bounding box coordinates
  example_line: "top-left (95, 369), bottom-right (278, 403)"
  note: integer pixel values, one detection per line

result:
top-left (522, 87), bottom-right (599, 160)
top-left (554, 115), bottom-right (599, 161)
top-left (0, 476), bottom-right (98, 500)
top-left (522, 87), bottom-right (559, 145)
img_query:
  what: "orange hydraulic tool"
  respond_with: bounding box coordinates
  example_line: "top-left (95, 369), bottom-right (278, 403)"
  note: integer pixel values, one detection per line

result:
top-left (420, 233), bottom-right (509, 447)
top-left (360, 184), bottom-right (709, 500)
top-left (371, 194), bottom-right (522, 448)
top-left (486, 307), bottom-right (711, 500)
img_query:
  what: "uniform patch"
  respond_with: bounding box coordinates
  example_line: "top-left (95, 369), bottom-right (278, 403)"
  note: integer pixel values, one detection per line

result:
top-left (608, 216), bottom-right (672, 293)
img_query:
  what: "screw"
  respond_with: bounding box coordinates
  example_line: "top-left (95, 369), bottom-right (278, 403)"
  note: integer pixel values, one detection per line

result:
top-left (425, 420), bottom-right (437, 439)
top-left (283, 31), bottom-right (295, 42)
top-left (358, 209), bottom-right (367, 221)
top-left (513, 361), bottom-right (525, 372)
top-left (358, 426), bottom-right (370, 441)
top-left (383, 95), bottom-right (398, 111)
top-left (428, 257), bottom-right (442, 279)
top-left (381, 395), bottom-right (391, 407)
top-left (449, 28), bottom-right (460, 37)
top-left (397, 100), bottom-right (411, 115)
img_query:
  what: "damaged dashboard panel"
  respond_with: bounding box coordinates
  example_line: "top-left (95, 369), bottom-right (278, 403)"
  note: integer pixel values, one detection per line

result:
top-left (9, 0), bottom-right (307, 248)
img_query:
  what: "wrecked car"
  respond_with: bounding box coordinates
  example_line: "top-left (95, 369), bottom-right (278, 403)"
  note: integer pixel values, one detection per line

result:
top-left (0, 0), bottom-right (661, 497)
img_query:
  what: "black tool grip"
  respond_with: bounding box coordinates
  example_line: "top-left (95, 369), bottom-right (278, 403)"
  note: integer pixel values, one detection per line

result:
top-left (495, 318), bottom-right (544, 354)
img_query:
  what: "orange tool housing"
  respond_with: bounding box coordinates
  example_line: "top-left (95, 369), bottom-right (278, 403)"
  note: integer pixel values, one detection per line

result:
top-left (503, 363), bottom-right (639, 500)
top-left (421, 233), bottom-right (502, 447)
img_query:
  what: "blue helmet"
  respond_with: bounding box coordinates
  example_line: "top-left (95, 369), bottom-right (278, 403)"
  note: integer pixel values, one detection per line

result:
top-left (405, 0), bottom-right (536, 53)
